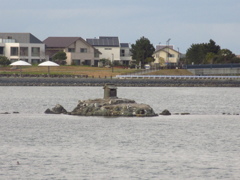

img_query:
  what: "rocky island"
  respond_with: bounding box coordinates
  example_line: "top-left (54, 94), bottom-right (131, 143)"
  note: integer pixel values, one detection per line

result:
top-left (45, 84), bottom-right (157, 117)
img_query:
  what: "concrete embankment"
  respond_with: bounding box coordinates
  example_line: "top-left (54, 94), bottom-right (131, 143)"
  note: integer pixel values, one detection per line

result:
top-left (1, 77), bottom-right (240, 87)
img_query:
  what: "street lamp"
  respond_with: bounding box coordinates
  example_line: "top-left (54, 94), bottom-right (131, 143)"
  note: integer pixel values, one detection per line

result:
top-left (112, 53), bottom-right (114, 72)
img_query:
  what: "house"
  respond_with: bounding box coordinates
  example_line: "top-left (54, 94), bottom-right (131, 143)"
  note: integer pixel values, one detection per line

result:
top-left (86, 36), bottom-right (132, 65)
top-left (43, 37), bottom-right (101, 66)
top-left (86, 36), bottom-right (120, 63)
top-left (0, 32), bottom-right (45, 64)
top-left (152, 45), bottom-right (181, 67)
top-left (120, 43), bottom-right (132, 66)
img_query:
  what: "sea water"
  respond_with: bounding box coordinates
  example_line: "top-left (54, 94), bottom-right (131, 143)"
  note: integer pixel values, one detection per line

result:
top-left (0, 87), bottom-right (240, 179)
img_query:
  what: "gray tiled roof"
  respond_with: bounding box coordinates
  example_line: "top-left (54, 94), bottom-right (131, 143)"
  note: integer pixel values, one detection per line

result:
top-left (156, 45), bottom-right (174, 51)
top-left (43, 37), bottom-right (80, 48)
top-left (120, 43), bottom-right (129, 48)
top-left (154, 45), bottom-right (181, 54)
top-left (0, 33), bottom-right (42, 43)
top-left (86, 36), bottom-right (119, 47)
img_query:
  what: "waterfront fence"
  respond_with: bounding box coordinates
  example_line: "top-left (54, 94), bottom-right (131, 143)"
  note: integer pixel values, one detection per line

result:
top-left (116, 75), bottom-right (240, 80)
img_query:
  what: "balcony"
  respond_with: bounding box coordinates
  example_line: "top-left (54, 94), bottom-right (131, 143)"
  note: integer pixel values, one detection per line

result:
top-left (0, 38), bottom-right (16, 43)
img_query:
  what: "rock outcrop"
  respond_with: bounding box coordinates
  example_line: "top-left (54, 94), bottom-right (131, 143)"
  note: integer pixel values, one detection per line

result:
top-left (70, 98), bottom-right (157, 117)
top-left (160, 109), bottom-right (171, 116)
top-left (45, 104), bottom-right (68, 114)
top-left (45, 84), bottom-right (157, 117)
top-left (45, 98), bottom-right (157, 117)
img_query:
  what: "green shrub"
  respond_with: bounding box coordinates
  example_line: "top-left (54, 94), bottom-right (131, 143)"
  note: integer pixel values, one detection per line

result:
top-left (0, 56), bottom-right (11, 66)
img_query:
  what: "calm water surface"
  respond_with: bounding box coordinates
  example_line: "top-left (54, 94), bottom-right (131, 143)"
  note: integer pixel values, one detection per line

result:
top-left (0, 87), bottom-right (240, 179)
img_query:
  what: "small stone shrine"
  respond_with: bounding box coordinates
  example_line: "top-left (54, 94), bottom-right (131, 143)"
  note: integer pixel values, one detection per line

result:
top-left (103, 83), bottom-right (117, 99)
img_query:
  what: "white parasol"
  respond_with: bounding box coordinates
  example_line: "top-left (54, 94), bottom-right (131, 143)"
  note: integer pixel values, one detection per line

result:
top-left (10, 60), bottom-right (32, 76)
top-left (38, 61), bottom-right (59, 76)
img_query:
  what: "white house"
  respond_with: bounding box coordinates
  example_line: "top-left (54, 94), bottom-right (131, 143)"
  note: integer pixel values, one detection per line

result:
top-left (0, 33), bottom-right (45, 64)
top-left (120, 43), bottom-right (132, 65)
top-left (87, 37), bottom-right (120, 62)
top-left (87, 36), bottom-right (132, 65)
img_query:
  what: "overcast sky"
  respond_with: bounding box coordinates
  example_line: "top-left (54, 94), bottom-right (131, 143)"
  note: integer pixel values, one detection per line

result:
top-left (1, 0), bottom-right (240, 54)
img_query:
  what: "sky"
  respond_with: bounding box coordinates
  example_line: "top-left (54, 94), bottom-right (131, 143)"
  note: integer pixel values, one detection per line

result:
top-left (1, 0), bottom-right (240, 54)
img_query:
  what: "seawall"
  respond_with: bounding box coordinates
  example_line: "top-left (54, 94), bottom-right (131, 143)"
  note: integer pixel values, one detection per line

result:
top-left (188, 68), bottom-right (240, 76)
top-left (1, 77), bottom-right (240, 87)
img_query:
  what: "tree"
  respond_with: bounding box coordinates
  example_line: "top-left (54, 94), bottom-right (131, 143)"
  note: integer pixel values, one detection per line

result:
top-left (215, 49), bottom-right (237, 64)
top-left (131, 36), bottom-right (155, 68)
top-left (99, 58), bottom-right (111, 66)
top-left (53, 51), bottom-right (67, 65)
top-left (158, 57), bottom-right (166, 67)
top-left (206, 39), bottom-right (220, 54)
top-left (145, 57), bottom-right (155, 64)
top-left (186, 43), bottom-right (206, 64)
top-left (204, 52), bottom-right (216, 64)
top-left (0, 56), bottom-right (11, 66)
top-left (186, 39), bottom-right (221, 64)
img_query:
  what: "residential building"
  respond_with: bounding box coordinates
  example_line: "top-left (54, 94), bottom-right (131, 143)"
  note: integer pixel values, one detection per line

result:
top-left (43, 37), bottom-right (101, 66)
top-left (0, 33), bottom-right (45, 64)
top-left (86, 36), bottom-right (132, 65)
top-left (86, 36), bottom-right (120, 62)
top-left (120, 43), bottom-right (132, 65)
top-left (152, 45), bottom-right (181, 67)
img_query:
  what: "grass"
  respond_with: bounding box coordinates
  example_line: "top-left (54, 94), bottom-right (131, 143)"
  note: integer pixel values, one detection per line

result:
top-left (0, 66), bottom-right (193, 77)
top-left (147, 69), bottom-right (193, 76)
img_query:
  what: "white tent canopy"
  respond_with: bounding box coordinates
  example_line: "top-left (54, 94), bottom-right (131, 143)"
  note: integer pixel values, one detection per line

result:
top-left (10, 60), bottom-right (31, 66)
top-left (38, 61), bottom-right (59, 67)
top-left (38, 61), bottom-right (59, 76)
top-left (10, 60), bottom-right (32, 76)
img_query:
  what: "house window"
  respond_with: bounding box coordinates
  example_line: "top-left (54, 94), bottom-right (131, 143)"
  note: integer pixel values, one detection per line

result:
top-left (94, 60), bottom-right (99, 67)
top-left (120, 49), bottom-right (125, 57)
top-left (73, 59), bottom-right (81, 65)
top-left (94, 52), bottom-right (99, 58)
top-left (31, 59), bottom-right (40, 64)
top-left (168, 54), bottom-right (175, 57)
top-left (94, 50), bottom-right (99, 58)
top-left (84, 60), bottom-right (91, 66)
top-left (31, 47), bottom-right (40, 56)
top-left (11, 47), bottom-right (18, 56)
top-left (20, 47), bottom-right (28, 56)
top-left (68, 48), bottom-right (75, 52)
top-left (105, 48), bottom-right (112, 50)
top-left (80, 48), bottom-right (87, 53)
top-left (0, 47), bottom-right (4, 55)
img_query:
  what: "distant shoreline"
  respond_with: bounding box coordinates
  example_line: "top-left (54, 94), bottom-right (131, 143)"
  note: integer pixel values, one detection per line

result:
top-left (1, 77), bottom-right (240, 87)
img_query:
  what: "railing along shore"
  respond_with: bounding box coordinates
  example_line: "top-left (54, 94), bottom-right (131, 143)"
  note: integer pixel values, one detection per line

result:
top-left (116, 75), bottom-right (240, 80)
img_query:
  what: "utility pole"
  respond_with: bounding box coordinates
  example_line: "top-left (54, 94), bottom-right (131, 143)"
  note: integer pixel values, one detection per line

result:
top-left (177, 47), bottom-right (180, 68)
top-left (166, 38), bottom-right (171, 68)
